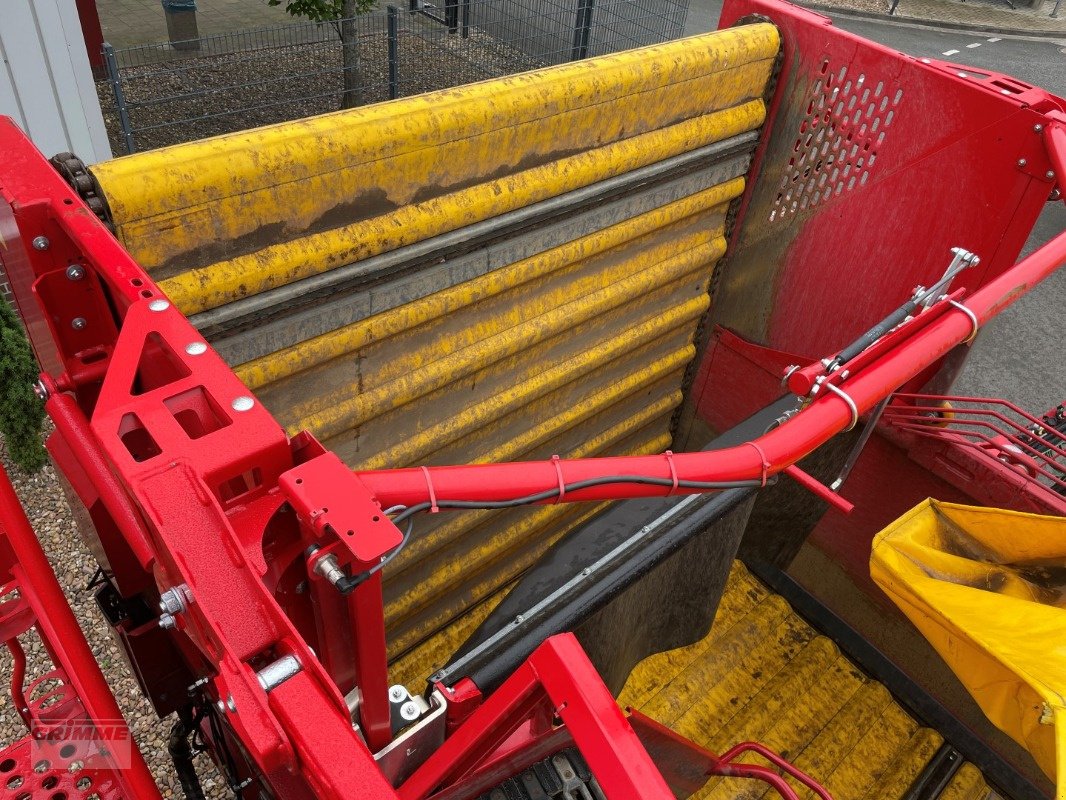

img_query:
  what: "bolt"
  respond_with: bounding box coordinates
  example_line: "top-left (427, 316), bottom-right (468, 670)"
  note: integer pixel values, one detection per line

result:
top-left (148, 299), bottom-right (170, 312)
top-left (1047, 170), bottom-right (1056, 179)
top-left (226, 695), bottom-right (237, 713)
top-left (400, 701), bottom-right (420, 723)
top-left (581, 567), bottom-right (591, 576)
top-left (1017, 158), bottom-right (1028, 168)
top-left (1035, 124), bottom-right (1044, 133)
top-left (71, 317), bottom-right (86, 330)
top-left (389, 685), bottom-right (408, 703)
top-left (216, 700), bottom-right (226, 713)
top-left (185, 342), bottom-right (207, 356)
top-left (231, 396), bottom-right (254, 412)
top-left (33, 380), bottom-right (49, 401)
top-left (66, 264), bottom-right (86, 281)
top-left (514, 614), bottom-right (524, 624)
top-left (159, 585), bottom-right (191, 615)
top-left (159, 613), bottom-right (176, 630)
top-left (32, 236), bottom-right (49, 251)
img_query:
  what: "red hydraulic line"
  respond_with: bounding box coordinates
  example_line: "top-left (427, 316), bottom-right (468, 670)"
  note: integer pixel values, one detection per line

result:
top-left (356, 227), bottom-right (1066, 508)
top-left (0, 465), bottom-right (161, 799)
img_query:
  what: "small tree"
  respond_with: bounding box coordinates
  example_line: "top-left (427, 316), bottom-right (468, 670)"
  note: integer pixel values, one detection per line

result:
top-left (0, 299), bottom-right (46, 472)
top-left (268, 0), bottom-right (375, 108)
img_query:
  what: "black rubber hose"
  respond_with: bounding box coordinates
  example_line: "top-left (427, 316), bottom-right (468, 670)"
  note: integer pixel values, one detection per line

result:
top-left (168, 710), bottom-right (206, 800)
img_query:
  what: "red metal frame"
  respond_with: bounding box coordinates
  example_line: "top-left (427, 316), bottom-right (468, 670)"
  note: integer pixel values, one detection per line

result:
top-left (882, 394), bottom-right (1066, 514)
top-left (401, 635), bottom-right (675, 800)
top-left (0, 2), bottom-right (1063, 795)
top-left (0, 461), bottom-right (160, 799)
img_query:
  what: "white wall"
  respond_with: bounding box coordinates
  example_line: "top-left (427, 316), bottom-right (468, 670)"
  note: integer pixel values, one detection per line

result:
top-left (0, 0), bottom-right (111, 163)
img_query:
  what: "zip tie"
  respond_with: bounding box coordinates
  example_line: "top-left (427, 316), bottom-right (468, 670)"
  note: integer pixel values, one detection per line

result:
top-left (420, 466), bottom-right (439, 513)
top-left (946, 298), bottom-right (980, 344)
top-left (822, 381), bottom-right (859, 431)
top-left (551, 455), bottom-right (566, 503)
top-left (742, 441), bottom-right (771, 487)
top-left (663, 450), bottom-right (679, 495)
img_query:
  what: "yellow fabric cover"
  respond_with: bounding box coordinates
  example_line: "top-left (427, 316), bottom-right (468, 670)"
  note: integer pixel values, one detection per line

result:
top-left (871, 499), bottom-right (1066, 797)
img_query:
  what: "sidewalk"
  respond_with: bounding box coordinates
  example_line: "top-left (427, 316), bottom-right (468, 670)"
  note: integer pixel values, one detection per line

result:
top-left (803, 0), bottom-right (1066, 35)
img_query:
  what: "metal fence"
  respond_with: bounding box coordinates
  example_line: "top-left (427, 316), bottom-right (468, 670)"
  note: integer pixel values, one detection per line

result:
top-left (99, 0), bottom-right (687, 154)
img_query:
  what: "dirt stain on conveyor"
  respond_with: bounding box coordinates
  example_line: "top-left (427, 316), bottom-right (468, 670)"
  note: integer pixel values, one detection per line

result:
top-left (148, 145), bottom-right (588, 283)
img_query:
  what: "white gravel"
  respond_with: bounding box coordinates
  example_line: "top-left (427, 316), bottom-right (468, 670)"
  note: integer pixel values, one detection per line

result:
top-left (0, 433), bottom-right (228, 798)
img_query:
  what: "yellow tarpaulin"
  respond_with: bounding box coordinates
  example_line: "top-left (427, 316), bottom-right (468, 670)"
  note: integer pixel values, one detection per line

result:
top-left (871, 499), bottom-right (1066, 797)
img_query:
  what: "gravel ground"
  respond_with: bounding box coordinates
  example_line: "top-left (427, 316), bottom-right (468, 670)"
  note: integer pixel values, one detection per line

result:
top-left (97, 23), bottom-right (544, 154)
top-left (0, 433), bottom-right (228, 798)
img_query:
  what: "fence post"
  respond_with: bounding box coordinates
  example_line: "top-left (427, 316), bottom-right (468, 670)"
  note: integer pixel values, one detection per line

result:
top-left (461, 0), bottom-right (471, 38)
top-left (102, 43), bottom-right (137, 155)
top-left (570, 0), bottom-right (595, 60)
top-left (387, 6), bottom-right (400, 100)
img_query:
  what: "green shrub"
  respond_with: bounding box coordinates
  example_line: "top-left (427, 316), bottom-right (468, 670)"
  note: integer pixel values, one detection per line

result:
top-left (0, 298), bottom-right (46, 472)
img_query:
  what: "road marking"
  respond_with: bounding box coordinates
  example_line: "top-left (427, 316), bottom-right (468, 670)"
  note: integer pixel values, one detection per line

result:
top-left (987, 37), bottom-right (1001, 42)
top-left (966, 42), bottom-right (982, 48)
top-left (942, 49), bottom-right (959, 55)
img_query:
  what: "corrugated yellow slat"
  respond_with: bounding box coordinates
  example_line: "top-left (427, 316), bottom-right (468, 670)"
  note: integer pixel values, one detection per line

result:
top-left (792, 683), bottom-right (894, 800)
top-left (92, 24), bottom-right (777, 282)
top-left (621, 562), bottom-right (992, 799)
top-left (864, 728), bottom-right (945, 799)
top-left (235, 181), bottom-right (740, 391)
top-left (160, 103), bottom-right (761, 314)
top-left (941, 764), bottom-right (992, 800)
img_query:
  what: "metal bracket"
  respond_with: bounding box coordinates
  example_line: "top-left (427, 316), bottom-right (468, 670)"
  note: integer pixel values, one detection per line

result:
top-left (374, 690), bottom-right (448, 786)
top-left (279, 452), bottom-right (403, 567)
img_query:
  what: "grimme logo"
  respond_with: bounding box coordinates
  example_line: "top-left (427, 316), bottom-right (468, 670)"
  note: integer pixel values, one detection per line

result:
top-left (29, 720), bottom-right (133, 770)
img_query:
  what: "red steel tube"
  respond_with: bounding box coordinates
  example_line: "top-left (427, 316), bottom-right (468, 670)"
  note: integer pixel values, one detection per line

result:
top-left (356, 227), bottom-right (1066, 508)
top-left (0, 465), bottom-right (162, 799)
top-left (717, 741), bottom-right (833, 799)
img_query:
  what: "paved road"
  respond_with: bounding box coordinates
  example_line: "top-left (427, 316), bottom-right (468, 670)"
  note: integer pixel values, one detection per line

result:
top-left (686, 3), bottom-right (1066, 413)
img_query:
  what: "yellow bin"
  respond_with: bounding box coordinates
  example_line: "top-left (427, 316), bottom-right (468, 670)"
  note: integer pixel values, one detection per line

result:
top-left (871, 499), bottom-right (1066, 798)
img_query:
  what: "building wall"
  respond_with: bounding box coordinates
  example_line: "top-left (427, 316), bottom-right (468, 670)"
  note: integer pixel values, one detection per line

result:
top-left (0, 0), bottom-right (111, 165)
